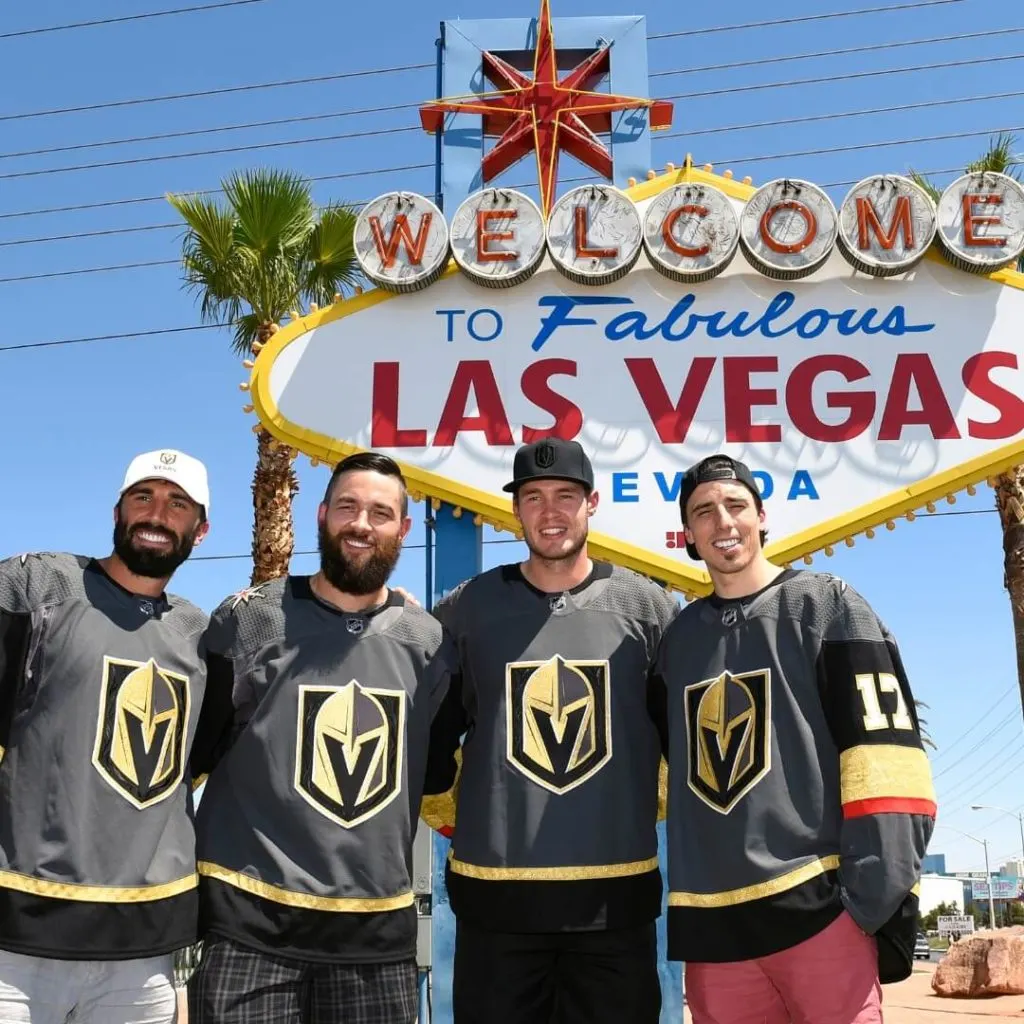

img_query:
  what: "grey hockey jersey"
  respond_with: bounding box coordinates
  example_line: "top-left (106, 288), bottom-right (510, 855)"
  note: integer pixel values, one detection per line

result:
top-left (425, 561), bottom-right (679, 933)
top-left (192, 576), bottom-right (456, 963)
top-left (651, 569), bottom-right (935, 974)
top-left (0, 552), bottom-right (208, 959)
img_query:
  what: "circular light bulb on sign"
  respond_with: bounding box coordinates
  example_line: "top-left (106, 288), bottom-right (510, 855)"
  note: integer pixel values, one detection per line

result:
top-left (740, 179), bottom-right (837, 281)
top-left (936, 172), bottom-right (1024, 274)
top-left (354, 192), bottom-right (450, 293)
top-left (547, 185), bottom-right (642, 286)
top-left (837, 175), bottom-right (937, 277)
top-left (449, 189), bottom-right (546, 288)
top-left (643, 184), bottom-right (740, 283)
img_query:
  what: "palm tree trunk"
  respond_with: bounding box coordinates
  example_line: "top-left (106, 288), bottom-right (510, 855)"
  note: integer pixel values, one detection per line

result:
top-left (249, 322), bottom-right (299, 585)
top-left (994, 467), bottom-right (1024, 721)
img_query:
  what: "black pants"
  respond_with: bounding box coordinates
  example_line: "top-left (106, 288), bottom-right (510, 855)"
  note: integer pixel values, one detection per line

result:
top-left (452, 921), bottom-right (661, 1024)
top-left (188, 937), bottom-right (418, 1024)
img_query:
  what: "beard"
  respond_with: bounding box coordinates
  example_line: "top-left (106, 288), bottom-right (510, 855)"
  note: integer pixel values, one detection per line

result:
top-left (523, 523), bottom-right (588, 564)
top-left (318, 522), bottom-right (402, 596)
top-left (113, 517), bottom-right (198, 579)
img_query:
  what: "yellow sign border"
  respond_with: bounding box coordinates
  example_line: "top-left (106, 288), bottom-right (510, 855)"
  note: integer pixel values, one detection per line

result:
top-left (249, 162), bottom-right (1024, 597)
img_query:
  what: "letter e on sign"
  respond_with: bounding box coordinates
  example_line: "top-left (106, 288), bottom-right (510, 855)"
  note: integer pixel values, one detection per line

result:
top-left (837, 176), bottom-right (936, 277)
top-left (937, 172), bottom-right (1024, 273)
top-left (740, 179), bottom-right (837, 281)
top-left (547, 185), bottom-right (642, 286)
top-left (449, 189), bottom-right (546, 288)
top-left (354, 192), bottom-right (450, 293)
top-left (643, 184), bottom-right (740, 283)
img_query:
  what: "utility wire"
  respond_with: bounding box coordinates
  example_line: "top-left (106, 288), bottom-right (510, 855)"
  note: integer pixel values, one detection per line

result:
top-left (652, 27), bottom-right (1024, 79)
top-left (192, 536), bottom-right (521, 563)
top-left (648, 0), bottom-right (969, 39)
top-left (0, 1), bottom-right (267, 40)
top-left (934, 718), bottom-right (1022, 781)
top-left (4, 28), bottom-right (1019, 163)
top-left (0, 66), bottom-right (433, 125)
top-left (0, 324), bottom-right (228, 353)
top-left (666, 53), bottom-right (1024, 104)
top-left (932, 685), bottom-right (1018, 761)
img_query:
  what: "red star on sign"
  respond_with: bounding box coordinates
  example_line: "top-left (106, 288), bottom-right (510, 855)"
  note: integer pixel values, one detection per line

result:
top-left (419, 0), bottom-right (673, 217)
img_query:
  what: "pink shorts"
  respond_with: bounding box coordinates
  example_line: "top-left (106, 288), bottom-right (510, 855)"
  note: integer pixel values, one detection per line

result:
top-left (685, 910), bottom-right (882, 1024)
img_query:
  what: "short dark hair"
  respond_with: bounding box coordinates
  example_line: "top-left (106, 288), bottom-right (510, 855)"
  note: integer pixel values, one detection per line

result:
top-left (322, 451), bottom-right (409, 518)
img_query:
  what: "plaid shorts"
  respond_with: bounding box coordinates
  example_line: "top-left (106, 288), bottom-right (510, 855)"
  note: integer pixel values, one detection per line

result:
top-left (187, 937), bottom-right (418, 1024)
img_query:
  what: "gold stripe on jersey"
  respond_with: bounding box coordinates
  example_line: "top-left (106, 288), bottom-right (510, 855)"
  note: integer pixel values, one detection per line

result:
top-left (448, 854), bottom-right (659, 882)
top-left (198, 861), bottom-right (415, 912)
top-left (839, 744), bottom-right (936, 806)
top-left (420, 749), bottom-right (461, 833)
top-left (0, 868), bottom-right (198, 903)
top-left (669, 855), bottom-right (841, 908)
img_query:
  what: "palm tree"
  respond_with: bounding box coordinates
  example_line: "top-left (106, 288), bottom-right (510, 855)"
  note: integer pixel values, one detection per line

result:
top-left (168, 168), bottom-right (361, 584)
top-left (912, 133), bottom-right (1024, 720)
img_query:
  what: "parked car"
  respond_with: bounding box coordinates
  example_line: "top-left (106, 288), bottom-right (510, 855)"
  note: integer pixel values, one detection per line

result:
top-left (914, 932), bottom-right (931, 960)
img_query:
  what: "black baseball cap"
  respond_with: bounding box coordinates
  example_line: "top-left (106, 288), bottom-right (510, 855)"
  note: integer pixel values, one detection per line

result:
top-left (678, 454), bottom-right (762, 560)
top-left (503, 438), bottom-right (595, 494)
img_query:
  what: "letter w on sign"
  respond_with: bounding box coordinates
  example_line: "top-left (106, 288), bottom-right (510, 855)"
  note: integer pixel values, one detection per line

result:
top-left (369, 213), bottom-right (433, 269)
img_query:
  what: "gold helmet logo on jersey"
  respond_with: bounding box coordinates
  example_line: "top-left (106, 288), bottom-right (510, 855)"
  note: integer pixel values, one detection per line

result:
top-left (684, 669), bottom-right (771, 814)
top-left (295, 681), bottom-right (405, 829)
top-left (506, 656), bottom-right (611, 795)
top-left (93, 656), bottom-right (190, 809)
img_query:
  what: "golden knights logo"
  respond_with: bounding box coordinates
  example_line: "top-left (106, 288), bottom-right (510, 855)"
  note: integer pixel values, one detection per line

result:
top-left (93, 657), bottom-right (191, 809)
top-left (684, 669), bottom-right (771, 814)
top-left (506, 656), bottom-right (611, 795)
top-left (295, 681), bottom-right (405, 829)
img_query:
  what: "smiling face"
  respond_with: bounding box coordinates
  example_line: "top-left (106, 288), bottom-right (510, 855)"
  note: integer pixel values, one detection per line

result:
top-left (317, 469), bottom-right (412, 596)
top-left (513, 479), bottom-right (598, 564)
top-left (684, 480), bottom-right (766, 578)
top-left (113, 479), bottom-right (208, 579)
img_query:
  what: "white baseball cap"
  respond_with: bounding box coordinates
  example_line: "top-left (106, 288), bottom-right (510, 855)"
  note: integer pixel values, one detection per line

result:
top-left (119, 449), bottom-right (210, 515)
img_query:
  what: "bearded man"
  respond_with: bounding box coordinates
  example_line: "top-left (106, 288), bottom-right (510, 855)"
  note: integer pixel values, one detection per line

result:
top-left (0, 448), bottom-right (211, 1024)
top-left (423, 438), bottom-right (679, 1024)
top-left (187, 451), bottom-right (458, 1024)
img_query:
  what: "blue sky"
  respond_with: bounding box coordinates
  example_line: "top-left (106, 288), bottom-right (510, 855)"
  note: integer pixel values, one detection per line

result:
top-left (0, 0), bottom-right (1022, 876)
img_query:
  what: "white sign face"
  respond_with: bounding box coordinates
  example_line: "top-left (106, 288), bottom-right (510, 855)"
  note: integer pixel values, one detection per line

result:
top-left (252, 170), bottom-right (1024, 592)
top-left (740, 179), bottom-right (838, 281)
top-left (938, 915), bottom-right (975, 936)
top-left (449, 189), bottom-right (546, 288)
top-left (547, 185), bottom-right (642, 285)
top-left (837, 176), bottom-right (937, 277)
top-left (643, 183), bottom-right (739, 283)
top-left (354, 192), bottom-right (450, 292)
top-left (938, 172), bottom-right (1024, 273)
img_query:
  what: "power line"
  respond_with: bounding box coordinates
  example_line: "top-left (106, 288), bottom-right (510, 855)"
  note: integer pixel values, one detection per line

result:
top-left (667, 53), bottom-right (1024, 104)
top-left (667, 90), bottom-right (1024, 144)
top-left (191, 536), bottom-right (522, 563)
top-left (0, 323), bottom-right (228, 353)
top-left (934, 718), bottom-right (1021, 781)
top-left (652, 27), bottom-right (1024, 79)
top-left (648, 0), bottom-right (969, 40)
top-left (0, 258), bottom-right (178, 285)
top-left (932, 685), bottom-right (1017, 762)
top-left (0, 1), bottom-right (267, 41)
top-left (0, 66), bottom-right (432, 126)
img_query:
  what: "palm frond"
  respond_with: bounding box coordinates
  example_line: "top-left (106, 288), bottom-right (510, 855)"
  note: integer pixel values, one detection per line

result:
top-left (232, 311), bottom-right (266, 356)
top-left (301, 203), bottom-right (362, 306)
top-left (908, 168), bottom-right (942, 204)
top-left (224, 168), bottom-right (316, 257)
top-left (965, 132), bottom-right (1020, 179)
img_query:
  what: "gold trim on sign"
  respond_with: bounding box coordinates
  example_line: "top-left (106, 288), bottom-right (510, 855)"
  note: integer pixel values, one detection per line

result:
top-left (197, 862), bottom-right (415, 912)
top-left (0, 868), bottom-right (198, 903)
top-left (448, 855), bottom-right (659, 881)
top-left (669, 855), bottom-right (841, 908)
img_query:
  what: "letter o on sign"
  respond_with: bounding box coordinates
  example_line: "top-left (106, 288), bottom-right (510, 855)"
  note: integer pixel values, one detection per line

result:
top-left (354, 192), bottom-right (450, 293)
top-left (547, 184), bottom-right (642, 286)
top-left (936, 171), bottom-right (1024, 274)
top-left (643, 183), bottom-right (739, 283)
top-left (740, 179), bottom-right (837, 280)
top-left (449, 189), bottom-right (546, 288)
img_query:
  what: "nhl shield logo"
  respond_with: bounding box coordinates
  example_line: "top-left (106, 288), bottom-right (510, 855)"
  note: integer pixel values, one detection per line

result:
top-left (92, 656), bottom-right (190, 809)
top-left (295, 681), bottom-right (405, 829)
top-left (684, 669), bottom-right (771, 814)
top-left (506, 656), bottom-right (612, 795)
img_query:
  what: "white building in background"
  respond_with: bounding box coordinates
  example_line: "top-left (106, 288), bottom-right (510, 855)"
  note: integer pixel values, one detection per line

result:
top-left (920, 874), bottom-right (968, 915)
top-left (1000, 860), bottom-right (1024, 879)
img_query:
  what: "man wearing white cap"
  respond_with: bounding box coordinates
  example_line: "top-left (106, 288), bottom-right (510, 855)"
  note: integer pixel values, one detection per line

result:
top-left (0, 449), bottom-right (212, 1023)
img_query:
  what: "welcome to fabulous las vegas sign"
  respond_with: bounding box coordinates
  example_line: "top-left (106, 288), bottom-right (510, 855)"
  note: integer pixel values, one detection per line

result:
top-left (243, 11), bottom-right (1024, 596)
